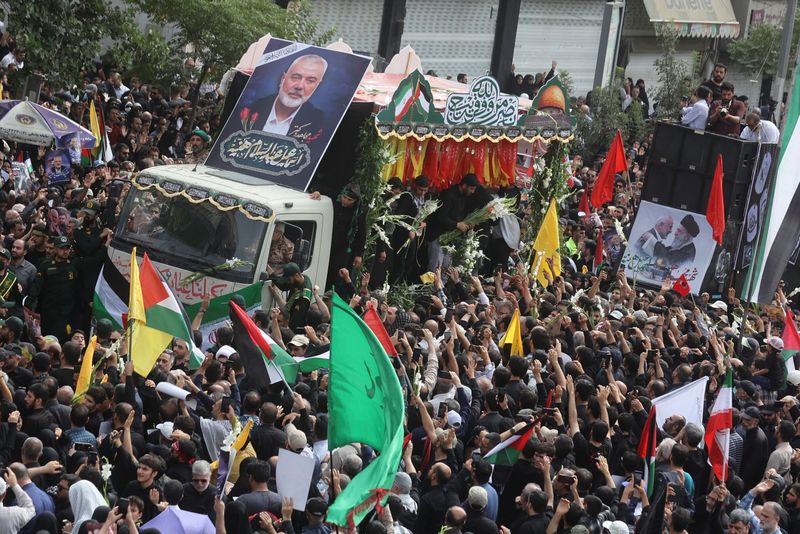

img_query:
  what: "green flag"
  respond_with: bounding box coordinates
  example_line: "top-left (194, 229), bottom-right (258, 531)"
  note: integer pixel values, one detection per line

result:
top-left (327, 294), bottom-right (405, 527)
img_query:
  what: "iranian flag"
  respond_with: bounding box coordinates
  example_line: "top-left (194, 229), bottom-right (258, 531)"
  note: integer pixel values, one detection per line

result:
top-left (394, 78), bottom-right (420, 121)
top-left (782, 308), bottom-right (800, 375)
top-left (130, 252), bottom-right (205, 374)
top-left (637, 406), bottom-right (658, 497)
top-left (705, 368), bottom-right (733, 483)
top-left (483, 422), bottom-right (535, 466)
top-left (229, 301), bottom-right (297, 389)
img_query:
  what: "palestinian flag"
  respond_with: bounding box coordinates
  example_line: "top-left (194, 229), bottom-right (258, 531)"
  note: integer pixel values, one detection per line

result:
top-left (94, 256), bottom-right (128, 330)
top-left (637, 406), bottom-right (658, 497)
top-left (705, 367), bottom-right (733, 483)
top-left (229, 301), bottom-right (297, 389)
top-left (742, 66), bottom-right (800, 303)
top-left (394, 77), bottom-right (420, 121)
top-left (362, 304), bottom-right (398, 357)
top-left (130, 252), bottom-right (204, 373)
top-left (483, 422), bottom-right (535, 466)
top-left (783, 308), bottom-right (800, 374)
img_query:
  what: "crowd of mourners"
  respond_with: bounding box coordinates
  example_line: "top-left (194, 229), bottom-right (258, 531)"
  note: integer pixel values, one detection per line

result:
top-left (0, 27), bottom-right (799, 534)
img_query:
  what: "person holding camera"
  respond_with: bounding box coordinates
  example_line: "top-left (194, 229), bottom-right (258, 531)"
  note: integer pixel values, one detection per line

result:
top-left (708, 82), bottom-right (746, 136)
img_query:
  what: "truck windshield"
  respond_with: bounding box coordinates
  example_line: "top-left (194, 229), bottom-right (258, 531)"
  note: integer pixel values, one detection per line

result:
top-left (115, 187), bottom-right (266, 283)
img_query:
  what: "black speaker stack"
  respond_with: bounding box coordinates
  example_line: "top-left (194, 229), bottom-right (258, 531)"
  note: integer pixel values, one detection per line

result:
top-left (640, 122), bottom-right (761, 294)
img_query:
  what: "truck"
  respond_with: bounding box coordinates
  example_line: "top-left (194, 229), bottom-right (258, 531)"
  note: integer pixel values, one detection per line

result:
top-left (107, 163), bottom-right (333, 307)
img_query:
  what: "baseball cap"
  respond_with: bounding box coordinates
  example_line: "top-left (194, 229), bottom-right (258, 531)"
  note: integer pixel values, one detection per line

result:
top-left (287, 431), bottom-right (307, 452)
top-left (609, 310), bottom-right (624, 320)
top-left (156, 421), bottom-right (174, 439)
top-left (709, 301), bottom-right (728, 312)
top-left (283, 262), bottom-right (301, 276)
top-left (768, 337), bottom-right (785, 350)
top-left (288, 334), bottom-right (309, 347)
top-left (780, 395), bottom-right (798, 406)
top-left (53, 235), bottom-right (71, 248)
top-left (5, 317), bottom-right (22, 335)
top-left (467, 486), bottom-right (488, 510)
top-left (735, 379), bottom-right (757, 397)
top-left (82, 199), bottom-right (99, 215)
top-left (306, 497), bottom-right (328, 517)
top-left (446, 410), bottom-right (462, 428)
top-left (0, 248), bottom-right (10, 261)
top-left (32, 224), bottom-right (47, 237)
top-left (741, 406), bottom-right (761, 421)
top-left (191, 129), bottom-right (211, 143)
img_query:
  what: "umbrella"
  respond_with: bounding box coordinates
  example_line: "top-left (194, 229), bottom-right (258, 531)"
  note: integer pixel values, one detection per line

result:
top-left (0, 99), bottom-right (96, 147)
top-left (140, 506), bottom-right (215, 534)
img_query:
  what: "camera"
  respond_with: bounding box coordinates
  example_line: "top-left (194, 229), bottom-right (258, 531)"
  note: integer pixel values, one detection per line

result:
top-left (648, 306), bottom-right (666, 314)
top-left (720, 107), bottom-right (728, 117)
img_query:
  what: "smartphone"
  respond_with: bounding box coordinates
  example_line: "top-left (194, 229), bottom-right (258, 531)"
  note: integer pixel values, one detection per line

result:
top-left (647, 349), bottom-right (658, 358)
top-left (220, 397), bottom-right (232, 414)
top-left (88, 452), bottom-right (98, 465)
top-left (667, 483), bottom-right (679, 503)
top-left (633, 471), bottom-right (642, 486)
top-left (437, 403), bottom-right (448, 419)
top-left (74, 442), bottom-right (94, 452)
top-left (118, 497), bottom-right (129, 516)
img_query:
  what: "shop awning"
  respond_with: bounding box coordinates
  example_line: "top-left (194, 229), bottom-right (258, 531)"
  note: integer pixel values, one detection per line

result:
top-left (642, 0), bottom-right (740, 38)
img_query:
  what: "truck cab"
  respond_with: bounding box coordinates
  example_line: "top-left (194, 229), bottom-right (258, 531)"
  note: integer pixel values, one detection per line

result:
top-left (108, 164), bottom-right (333, 304)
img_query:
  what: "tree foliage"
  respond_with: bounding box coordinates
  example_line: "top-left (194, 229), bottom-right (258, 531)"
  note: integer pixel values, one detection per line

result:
top-left (652, 25), bottom-right (695, 121)
top-left (727, 21), bottom-right (799, 77)
top-left (8, 0), bottom-right (133, 89)
top-left (104, 29), bottom-right (183, 89)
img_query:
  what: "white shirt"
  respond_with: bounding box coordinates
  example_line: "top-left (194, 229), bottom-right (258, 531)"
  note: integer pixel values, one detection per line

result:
top-left (0, 485), bottom-right (35, 534)
top-left (0, 52), bottom-right (20, 70)
top-left (740, 119), bottom-right (780, 144)
top-left (263, 100), bottom-right (300, 136)
top-left (681, 99), bottom-right (709, 130)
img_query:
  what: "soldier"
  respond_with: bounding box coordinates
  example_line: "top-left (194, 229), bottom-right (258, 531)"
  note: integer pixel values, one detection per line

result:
top-left (25, 223), bottom-right (49, 269)
top-left (0, 247), bottom-right (23, 319)
top-left (28, 235), bottom-right (104, 342)
top-left (73, 199), bottom-right (108, 332)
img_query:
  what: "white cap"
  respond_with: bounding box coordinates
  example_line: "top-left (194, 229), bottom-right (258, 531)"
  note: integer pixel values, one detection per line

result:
top-left (709, 301), bottom-right (728, 312)
top-left (602, 520), bottom-right (630, 534)
top-left (156, 421), bottom-right (174, 439)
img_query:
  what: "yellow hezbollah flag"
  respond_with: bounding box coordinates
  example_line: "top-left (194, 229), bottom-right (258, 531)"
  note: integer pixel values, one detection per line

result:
top-left (499, 308), bottom-right (524, 357)
top-left (532, 199), bottom-right (561, 287)
top-left (232, 419), bottom-right (254, 451)
top-left (128, 248), bottom-right (173, 376)
top-left (74, 335), bottom-right (98, 398)
top-left (89, 100), bottom-right (102, 150)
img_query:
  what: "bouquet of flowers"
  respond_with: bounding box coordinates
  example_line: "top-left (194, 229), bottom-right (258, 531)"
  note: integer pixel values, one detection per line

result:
top-left (180, 258), bottom-right (254, 288)
top-left (442, 229), bottom-right (486, 275)
top-left (398, 199), bottom-right (441, 252)
top-left (439, 196), bottom-right (517, 246)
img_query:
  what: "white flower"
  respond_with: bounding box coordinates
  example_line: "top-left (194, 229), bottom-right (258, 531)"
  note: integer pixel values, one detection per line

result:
top-left (570, 289), bottom-right (586, 307)
top-left (101, 462), bottom-right (112, 482)
top-left (225, 257), bottom-right (241, 268)
top-left (221, 430), bottom-right (236, 452)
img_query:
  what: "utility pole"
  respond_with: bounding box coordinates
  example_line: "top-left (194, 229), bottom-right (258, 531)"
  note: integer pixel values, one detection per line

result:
top-left (772, 0), bottom-right (797, 127)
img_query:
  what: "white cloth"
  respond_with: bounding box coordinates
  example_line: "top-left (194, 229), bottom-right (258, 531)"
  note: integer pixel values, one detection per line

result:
top-left (740, 120), bottom-right (780, 144)
top-left (0, 53), bottom-right (20, 70)
top-left (69, 480), bottom-right (106, 534)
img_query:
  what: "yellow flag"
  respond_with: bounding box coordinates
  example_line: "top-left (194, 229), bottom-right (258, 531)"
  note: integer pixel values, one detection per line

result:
top-left (128, 248), bottom-right (145, 323)
top-left (499, 308), bottom-right (524, 357)
top-left (89, 100), bottom-right (102, 150)
top-left (232, 419), bottom-right (254, 451)
top-left (75, 335), bottom-right (98, 398)
top-left (128, 247), bottom-right (172, 376)
top-left (532, 199), bottom-right (561, 287)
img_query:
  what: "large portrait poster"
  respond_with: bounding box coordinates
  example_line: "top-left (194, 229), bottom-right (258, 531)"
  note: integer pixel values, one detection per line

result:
top-left (621, 201), bottom-right (716, 295)
top-left (206, 39), bottom-right (371, 191)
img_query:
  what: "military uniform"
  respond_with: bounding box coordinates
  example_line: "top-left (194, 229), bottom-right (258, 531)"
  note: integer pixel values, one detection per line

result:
top-left (28, 235), bottom-right (104, 341)
top-left (26, 223), bottom-right (49, 269)
top-left (72, 200), bottom-right (105, 332)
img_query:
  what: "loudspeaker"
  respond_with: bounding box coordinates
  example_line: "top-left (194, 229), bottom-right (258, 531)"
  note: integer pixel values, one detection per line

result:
top-left (643, 122), bottom-right (758, 221)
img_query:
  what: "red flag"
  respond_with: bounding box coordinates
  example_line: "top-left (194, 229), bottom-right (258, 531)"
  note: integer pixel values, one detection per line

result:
top-left (578, 186), bottom-right (590, 216)
top-left (672, 274), bottom-right (691, 297)
top-left (591, 130), bottom-right (627, 208)
top-left (362, 303), bottom-right (398, 357)
top-left (707, 154), bottom-right (726, 245)
top-left (594, 228), bottom-right (604, 271)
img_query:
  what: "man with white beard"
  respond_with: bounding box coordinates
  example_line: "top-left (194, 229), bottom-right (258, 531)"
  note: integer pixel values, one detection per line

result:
top-left (251, 54), bottom-right (328, 138)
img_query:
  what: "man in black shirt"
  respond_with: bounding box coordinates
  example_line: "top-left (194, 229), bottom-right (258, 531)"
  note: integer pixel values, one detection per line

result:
top-left (120, 453), bottom-right (165, 523)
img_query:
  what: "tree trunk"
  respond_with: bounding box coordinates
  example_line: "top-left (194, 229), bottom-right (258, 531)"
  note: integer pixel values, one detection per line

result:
top-left (186, 63), bottom-right (211, 132)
